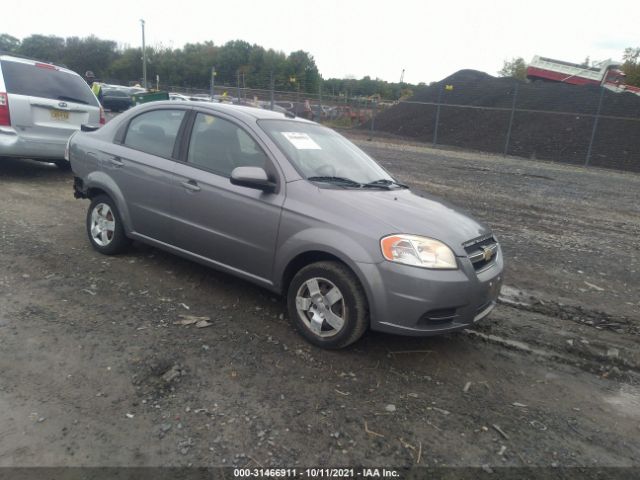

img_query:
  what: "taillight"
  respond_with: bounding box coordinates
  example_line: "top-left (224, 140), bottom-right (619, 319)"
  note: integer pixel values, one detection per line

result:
top-left (99, 106), bottom-right (106, 125)
top-left (35, 62), bottom-right (57, 70)
top-left (0, 92), bottom-right (10, 126)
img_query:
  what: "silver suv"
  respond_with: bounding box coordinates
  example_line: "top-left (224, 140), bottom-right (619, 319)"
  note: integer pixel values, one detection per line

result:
top-left (0, 54), bottom-right (103, 169)
top-left (70, 102), bottom-right (503, 349)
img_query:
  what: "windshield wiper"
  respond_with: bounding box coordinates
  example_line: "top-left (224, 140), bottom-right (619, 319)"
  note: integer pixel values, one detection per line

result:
top-left (57, 95), bottom-right (89, 105)
top-left (307, 176), bottom-right (364, 188)
top-left (363, 179), bottom-right (409, 189)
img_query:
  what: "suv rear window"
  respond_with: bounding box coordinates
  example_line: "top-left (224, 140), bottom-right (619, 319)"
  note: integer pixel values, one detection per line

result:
top-left (1, 60), bottom-right (99, 106)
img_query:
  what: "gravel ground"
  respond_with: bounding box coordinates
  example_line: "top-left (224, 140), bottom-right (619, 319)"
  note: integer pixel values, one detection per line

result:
top-left (0, 135), bottom-right (639, 468)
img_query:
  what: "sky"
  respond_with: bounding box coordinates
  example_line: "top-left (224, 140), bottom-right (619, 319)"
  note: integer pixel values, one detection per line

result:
top-left (5, 0), bottom-right (638, 84)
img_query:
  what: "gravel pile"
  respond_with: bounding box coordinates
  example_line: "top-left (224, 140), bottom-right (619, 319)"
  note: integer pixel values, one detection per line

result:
top-left (372, 70), bottom-right (640, 171)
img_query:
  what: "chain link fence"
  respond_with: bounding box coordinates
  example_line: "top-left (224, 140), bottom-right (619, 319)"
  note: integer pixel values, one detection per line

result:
top-left (155, 71), bottom-right (639, 172)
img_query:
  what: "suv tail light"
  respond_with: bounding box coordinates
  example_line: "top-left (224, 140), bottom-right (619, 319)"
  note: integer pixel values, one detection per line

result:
top-left (99, 106), bottom-right (106, 125)
top-left (0, 93), bottom-right (10, 126)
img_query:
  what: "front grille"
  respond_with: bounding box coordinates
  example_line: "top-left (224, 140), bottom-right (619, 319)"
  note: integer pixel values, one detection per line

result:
top-left (464, 235), bottom-right (499, 271)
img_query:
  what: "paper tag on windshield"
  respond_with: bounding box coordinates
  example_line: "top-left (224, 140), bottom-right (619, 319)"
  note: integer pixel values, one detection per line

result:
top-left (281, 132), bottom-right (322, 150)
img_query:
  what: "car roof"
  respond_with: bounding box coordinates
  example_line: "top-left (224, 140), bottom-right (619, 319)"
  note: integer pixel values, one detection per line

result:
top-left (146, 100), bottom-right (313, 124)
top-left (0, 53), bottom-right (78, 76)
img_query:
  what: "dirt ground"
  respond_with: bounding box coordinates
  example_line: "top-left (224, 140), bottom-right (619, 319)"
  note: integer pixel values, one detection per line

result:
top-left (0, 136), bottom-right (639, 469)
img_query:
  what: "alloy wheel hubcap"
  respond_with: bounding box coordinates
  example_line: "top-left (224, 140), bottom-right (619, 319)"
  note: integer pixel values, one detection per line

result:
top-left (295, 277), bottom-right (345, 338)
top-left (90, 203), bottom-right (116, 247)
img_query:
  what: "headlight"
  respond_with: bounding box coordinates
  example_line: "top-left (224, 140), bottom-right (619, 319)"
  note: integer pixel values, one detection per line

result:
top-left (380, 234), bottom-right (457, 269)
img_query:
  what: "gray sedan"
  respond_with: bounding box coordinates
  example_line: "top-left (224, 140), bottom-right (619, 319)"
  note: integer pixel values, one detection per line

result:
top-left (69, 102), bottom-right (503, 348)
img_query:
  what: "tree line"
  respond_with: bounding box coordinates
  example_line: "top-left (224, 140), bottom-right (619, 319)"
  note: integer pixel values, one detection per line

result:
top-left (0, 33), bottom-right (414, 100)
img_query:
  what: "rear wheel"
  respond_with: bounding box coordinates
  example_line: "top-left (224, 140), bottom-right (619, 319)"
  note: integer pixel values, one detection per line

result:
top-left (86, 195), bottom-right (130, 255)
top-left (287, 261), bottom-right (369, 349)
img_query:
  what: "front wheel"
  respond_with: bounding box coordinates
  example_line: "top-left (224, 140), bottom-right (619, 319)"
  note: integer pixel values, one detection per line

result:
top-left (86, 195), bottom-right (130, 255)
top-left (287, 261), bottom-right (369, 349)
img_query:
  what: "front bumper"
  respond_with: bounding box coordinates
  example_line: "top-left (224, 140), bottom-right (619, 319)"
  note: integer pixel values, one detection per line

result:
top-left (358, 249), bottom-right (504, 336)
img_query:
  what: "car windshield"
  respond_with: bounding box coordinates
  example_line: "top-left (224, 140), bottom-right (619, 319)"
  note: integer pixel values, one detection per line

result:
top-left (259, 119), bottom-right (394, 186)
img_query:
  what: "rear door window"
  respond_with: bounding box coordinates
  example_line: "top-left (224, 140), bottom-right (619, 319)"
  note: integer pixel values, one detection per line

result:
top-left (1, 60), bottom-right (99, 106)
top-left (124, 109), bottom-right (186, 159)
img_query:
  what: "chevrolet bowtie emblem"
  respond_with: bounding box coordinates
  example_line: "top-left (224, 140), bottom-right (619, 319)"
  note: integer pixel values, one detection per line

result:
top-left (481, 245), bottom-right (494, 262)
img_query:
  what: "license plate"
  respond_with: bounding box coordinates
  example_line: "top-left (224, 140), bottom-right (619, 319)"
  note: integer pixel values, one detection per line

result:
top-left (51, 109), bottom-right (69, 120)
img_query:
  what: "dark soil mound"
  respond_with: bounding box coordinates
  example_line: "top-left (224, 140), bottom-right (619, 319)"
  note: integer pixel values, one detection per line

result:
top-left (371, 69), bottom-right (640, 171)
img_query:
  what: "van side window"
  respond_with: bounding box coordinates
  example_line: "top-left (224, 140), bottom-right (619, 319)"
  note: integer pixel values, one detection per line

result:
top-left (187, 113), bottom-right (269, 177)
top-left (124, 110), bottom-right (185, 158)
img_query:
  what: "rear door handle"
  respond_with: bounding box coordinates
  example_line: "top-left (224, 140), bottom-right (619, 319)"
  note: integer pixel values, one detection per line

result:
top-left (181, 180), bottom-right (201, 192)
top-left (109, 157), bottom-right (124, 167)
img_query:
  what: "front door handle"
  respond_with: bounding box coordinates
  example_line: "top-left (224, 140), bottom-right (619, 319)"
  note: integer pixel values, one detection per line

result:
top-left (181, 180), bottom-right (201, 192)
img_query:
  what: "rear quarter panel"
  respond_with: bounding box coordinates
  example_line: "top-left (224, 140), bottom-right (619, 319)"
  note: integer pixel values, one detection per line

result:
top-left (70, 133), bottom-right (133, 232)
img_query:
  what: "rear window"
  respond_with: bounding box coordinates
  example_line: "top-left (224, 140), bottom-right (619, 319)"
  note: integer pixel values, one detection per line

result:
top-left (1, 60), bottom-right (99, 106)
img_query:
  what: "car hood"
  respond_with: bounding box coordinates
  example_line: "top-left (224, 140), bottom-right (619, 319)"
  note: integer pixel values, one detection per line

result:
top-left (312, 185), bottom-right (491, 256)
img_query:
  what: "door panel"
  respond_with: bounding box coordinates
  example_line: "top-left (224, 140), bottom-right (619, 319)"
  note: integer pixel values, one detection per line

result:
top-left (169, 112), bottom-right (284, 283)
top-left (171, 164), bottom-right (284, 282)
top-left (100, 144), bottom-right (180, 245)
top-left (99, 108), bottom-right (187, 244)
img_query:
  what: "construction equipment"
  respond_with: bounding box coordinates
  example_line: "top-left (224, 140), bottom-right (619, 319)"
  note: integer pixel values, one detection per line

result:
top-left (526, 55), bottom-right (640, 96)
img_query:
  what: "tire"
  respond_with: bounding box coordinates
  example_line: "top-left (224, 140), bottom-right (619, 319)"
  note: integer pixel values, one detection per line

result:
top-left (86, 194), bottom-right (130, 255)
top-left (287, 261), bottom-right (369, 349)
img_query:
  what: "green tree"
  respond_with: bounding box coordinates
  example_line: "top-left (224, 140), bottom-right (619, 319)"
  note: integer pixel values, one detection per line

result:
top-left (108, 48), bottom-right (142, 85)
top-left (498, 57), bottom-right (527, 80)
top-left (18, 34), bottom-right (65, 64)
top-left (622, 47), bottom-right (640, 87)
top-left (0, 33), bottom-right (20, 52)
top-left (1, 31), bottom-right (422, 98)
top-left (62, 36), bottom-right (118, 79)
top-left (287, 50), bottom-right (320, 93)
top-left (216, 40), bottom-right (252, 86)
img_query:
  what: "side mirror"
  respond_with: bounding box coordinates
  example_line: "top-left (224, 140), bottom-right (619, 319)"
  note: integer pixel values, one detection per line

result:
top-left (81, 124), bottom-right (100, 132)
top-left (230, 166), bottom-right (276, 192)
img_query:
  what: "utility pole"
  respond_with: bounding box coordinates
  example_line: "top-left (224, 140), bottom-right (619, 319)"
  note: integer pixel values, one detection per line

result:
top-left (210, 66), bottom-right (216, 100)
top-left (236, 70), bottom-right (241, 102)
top-left (289, 76), bottom-right (298, 115)
top-left (270, 70), bottom-right (275, 111)
top-left (140, 19), bottom-right (147, 89)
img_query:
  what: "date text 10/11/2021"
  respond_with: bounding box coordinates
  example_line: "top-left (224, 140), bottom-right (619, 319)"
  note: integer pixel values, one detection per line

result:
top-left (233, 468), bottom-right (401, 478)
